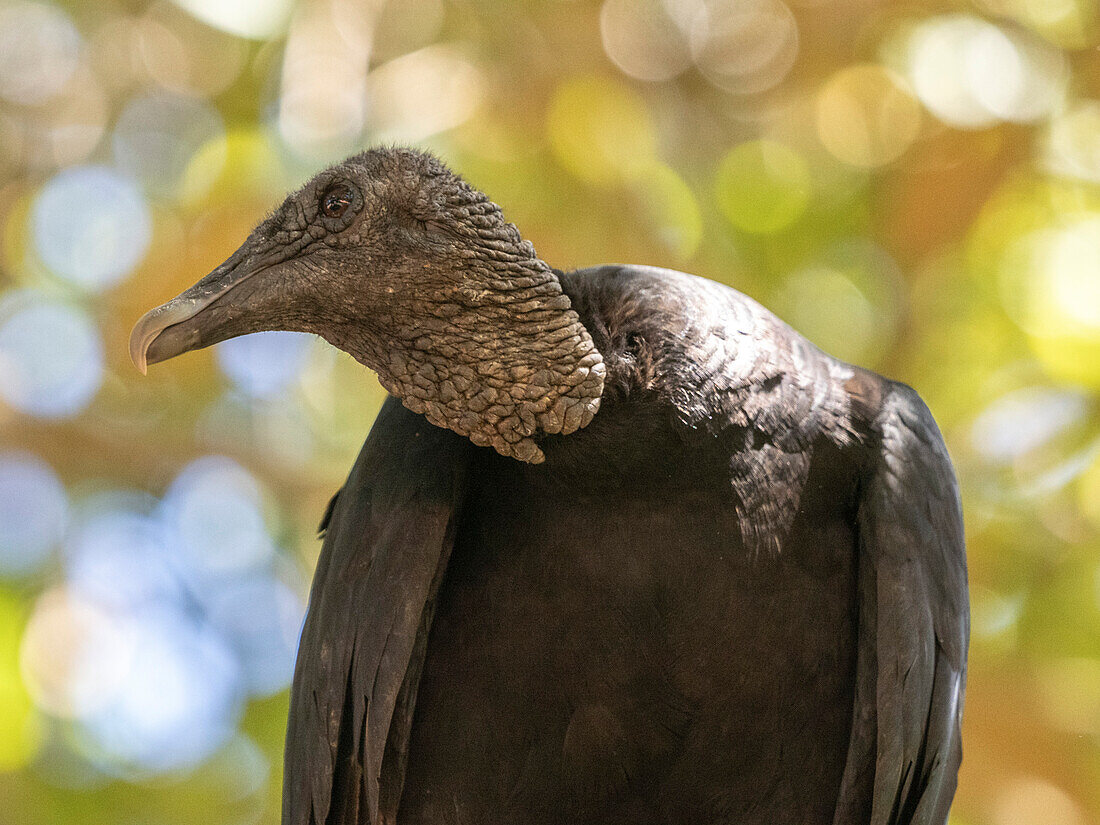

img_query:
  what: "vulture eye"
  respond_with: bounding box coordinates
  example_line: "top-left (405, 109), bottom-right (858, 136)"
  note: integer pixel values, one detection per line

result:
top-left (321, 185), bottom-right (353, 219)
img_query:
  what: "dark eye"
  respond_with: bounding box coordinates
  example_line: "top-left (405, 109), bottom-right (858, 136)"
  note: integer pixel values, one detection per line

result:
top-left (321, 186), bottom-right (352, 219)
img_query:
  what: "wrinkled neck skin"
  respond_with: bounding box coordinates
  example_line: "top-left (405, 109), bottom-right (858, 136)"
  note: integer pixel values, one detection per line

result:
top-left (330, 247), bottom-right (605, 464)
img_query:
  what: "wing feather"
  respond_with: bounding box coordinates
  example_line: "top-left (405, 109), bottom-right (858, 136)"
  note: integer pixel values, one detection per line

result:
top-left (282, 397), bottom-right (472, 825)
top-left (834, 384), bottom-right (968, 825)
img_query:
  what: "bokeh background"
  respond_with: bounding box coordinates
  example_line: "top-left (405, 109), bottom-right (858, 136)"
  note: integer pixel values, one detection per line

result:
top-left (0, 0), bottom-right (1098, 822)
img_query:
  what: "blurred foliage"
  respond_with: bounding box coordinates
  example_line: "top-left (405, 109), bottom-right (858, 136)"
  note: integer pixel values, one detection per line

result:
top-left (0, 0), bottom-right (1099, 823)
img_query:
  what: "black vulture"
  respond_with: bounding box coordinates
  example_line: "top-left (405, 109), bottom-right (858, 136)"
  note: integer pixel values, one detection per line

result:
top-left (130, 147), bottom-right (968, 825)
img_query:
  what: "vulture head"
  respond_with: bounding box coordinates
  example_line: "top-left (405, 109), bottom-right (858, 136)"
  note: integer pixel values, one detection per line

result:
top-left (130, 147), bottom-right (605, 462)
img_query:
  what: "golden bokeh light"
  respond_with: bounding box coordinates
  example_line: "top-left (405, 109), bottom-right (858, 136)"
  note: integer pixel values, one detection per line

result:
top-left (994, 777), bottom-right (1087, 825)
top-left (975, 0), bottom-right (1098, 50)
top-left (169, 0), bottom-right (294, 40)
top-left (630, 161), bottom-right (703, 260)
top-left (1046, 102), bottom-right (1100, 184)
top-left (0, 592), bottom-right (41, 772)
top-left (905, 15), bottom-right (1067, 129)
top-left (690, 0), bottom-right (799, 96)
top-left (999, 218), bottom-right (1100, 387)
top-left (599, 0), bottom-right (693, 82)
top-left (815, 65), bottom-right (922, 168)
top-left (714, 139), bottom-right (810, 234)
top-left (365, 46), bottom-right (484, 144)
top-left (548, 74), bottom-right (657, 185)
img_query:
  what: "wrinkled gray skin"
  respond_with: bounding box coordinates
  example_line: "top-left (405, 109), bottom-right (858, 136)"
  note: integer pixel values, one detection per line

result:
top-left (131, 148), bottom-right (604, 463)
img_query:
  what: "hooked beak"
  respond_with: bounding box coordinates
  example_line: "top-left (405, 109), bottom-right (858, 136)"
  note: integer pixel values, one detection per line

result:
top-left (129, 244), bottom-right (275, 374)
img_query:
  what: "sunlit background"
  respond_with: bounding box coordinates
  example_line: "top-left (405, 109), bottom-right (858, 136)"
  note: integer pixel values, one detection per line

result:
top-left (0, 0), bottom-right (1098, 822)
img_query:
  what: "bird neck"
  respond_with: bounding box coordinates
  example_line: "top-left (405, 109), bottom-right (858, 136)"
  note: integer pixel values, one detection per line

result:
top-left (355, 255), bottom-right (606, 464)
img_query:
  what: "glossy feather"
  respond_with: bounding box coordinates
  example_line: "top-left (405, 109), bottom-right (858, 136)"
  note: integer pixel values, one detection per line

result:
top-left (282, 265), bottom-right (968, 825)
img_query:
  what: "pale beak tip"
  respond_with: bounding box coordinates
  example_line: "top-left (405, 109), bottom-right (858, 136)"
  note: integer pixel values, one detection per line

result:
top-left (129, 337), bottom-right (148, 375)
top-left (128, 316), bottom-right (152, 376)
top-left (129, 258), bottom-right (252, 375)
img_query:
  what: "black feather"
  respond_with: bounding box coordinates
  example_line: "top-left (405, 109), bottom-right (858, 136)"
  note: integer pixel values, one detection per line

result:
top-left (283, 397), bottom-right (471, 825)
top-left (284, 264), bottom-right (967, 825)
